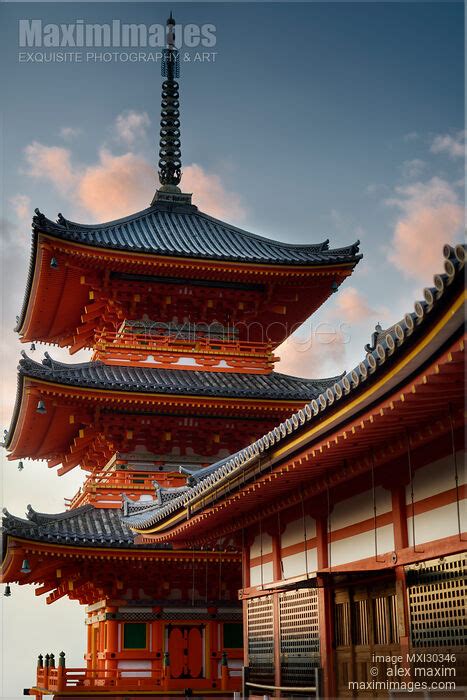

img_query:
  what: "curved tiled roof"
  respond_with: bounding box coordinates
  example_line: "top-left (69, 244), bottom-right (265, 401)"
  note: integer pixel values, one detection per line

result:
top-left (16, 353), bottom-right (341, 401)
top-left (1, 504), bottom-right (145, 547)
top-left (32, 205), bottom-right (361, 266)
top-left (121, 244), bottom-right (466, 532)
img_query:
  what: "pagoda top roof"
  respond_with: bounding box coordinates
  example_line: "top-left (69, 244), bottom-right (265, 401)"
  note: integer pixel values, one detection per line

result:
top-left (120, 244), bottom-right (466, 536)
top-left (32, 205), bottom-right (361, 266)
top-left (1, 503), bottom-right (158, 548)
top-left (16, 351), bottom-right (341, 401)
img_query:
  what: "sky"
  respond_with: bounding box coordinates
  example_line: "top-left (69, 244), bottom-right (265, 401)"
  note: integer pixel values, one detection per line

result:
top-left (0, 1), bottom-right (464, 697)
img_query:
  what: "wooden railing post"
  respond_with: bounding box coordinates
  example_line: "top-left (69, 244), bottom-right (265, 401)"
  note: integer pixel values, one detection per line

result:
top-left (36, 654), bottom-right (44, 687)
top-left (43, 654), bottom-right (50, 688)
top-left (57, 651), bottom-right (66, 691)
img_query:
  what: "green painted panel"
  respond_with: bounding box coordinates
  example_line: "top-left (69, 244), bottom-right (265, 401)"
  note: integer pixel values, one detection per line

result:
top-left (223, 622), bottom-right (243, 649)
top-left (123, 622), bottom-right (147, 649)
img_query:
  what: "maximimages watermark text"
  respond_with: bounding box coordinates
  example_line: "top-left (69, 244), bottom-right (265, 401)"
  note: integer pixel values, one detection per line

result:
top-left (18, 20), bottom-right (218, 63)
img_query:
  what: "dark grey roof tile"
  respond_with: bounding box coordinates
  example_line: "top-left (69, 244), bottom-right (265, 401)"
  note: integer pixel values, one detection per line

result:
top-left (31, 206), bottom-right (361, 266)
top-left (2, 504), bottom-right (168, 548)
top-left (17, 352), bottom-right (340, 401)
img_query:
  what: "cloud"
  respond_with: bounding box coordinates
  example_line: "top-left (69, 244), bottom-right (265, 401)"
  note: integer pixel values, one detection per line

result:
top-left (78, 149), bottom-right (154, 221)
top-left (403, 131), bottom-right (419, 142)
top-left (22, 137), bottom-right (245, 224)
top-left (182, 163), bottom-right (245, 221)
top-left (23, 141), bottom-right (76, 195)
top-left (276, 325), bottom-right (347, 379)
top-left (386, 177), bottom-right (463, 282)
top-left (60, 126), bottom-right (81, 141)
top-left (401, 159), bottom-right (426, 179)
top-left (430, 130), bottom-right (465, 159)
top-left (331, 286), bottom-right (379, 324)
top-left (366, 183), bottom-right (389, 196)
top-left (9, 194), bottom-right (31, 224)
top-left (114, 110), bottom-right (151, 145)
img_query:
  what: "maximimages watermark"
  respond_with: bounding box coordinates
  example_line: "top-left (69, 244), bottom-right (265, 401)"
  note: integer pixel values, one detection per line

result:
top-left (18, 20), bottom-right (218, 63)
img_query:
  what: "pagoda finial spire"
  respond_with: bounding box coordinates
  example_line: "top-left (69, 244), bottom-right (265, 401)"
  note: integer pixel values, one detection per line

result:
top-left (157, 12), bottom-right (182, 192)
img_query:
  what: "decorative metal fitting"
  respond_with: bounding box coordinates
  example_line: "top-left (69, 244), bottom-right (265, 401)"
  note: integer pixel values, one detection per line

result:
top-left (158, 15), bottom-right (182, 188)
top-left (21, 558), bottom-right (31, 574)
top-left (36, 400), bottom-right (47, 414)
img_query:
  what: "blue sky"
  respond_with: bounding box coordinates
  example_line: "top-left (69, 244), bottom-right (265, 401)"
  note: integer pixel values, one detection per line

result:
top-left (1, 2), bottom-right (464, 345)
top-left (0, 2), bottom-right (464, 696)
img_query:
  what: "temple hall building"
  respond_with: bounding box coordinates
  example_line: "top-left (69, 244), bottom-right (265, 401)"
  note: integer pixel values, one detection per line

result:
top-left (126, 244), bottom-right (466, 698)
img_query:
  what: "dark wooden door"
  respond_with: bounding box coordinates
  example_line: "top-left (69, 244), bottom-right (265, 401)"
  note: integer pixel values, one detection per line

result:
top-left (334, 581), bottom-right (401, 697)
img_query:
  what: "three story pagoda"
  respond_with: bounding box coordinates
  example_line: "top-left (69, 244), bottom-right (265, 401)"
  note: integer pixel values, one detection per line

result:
top-left (1, 15), bottom-right (361, 699)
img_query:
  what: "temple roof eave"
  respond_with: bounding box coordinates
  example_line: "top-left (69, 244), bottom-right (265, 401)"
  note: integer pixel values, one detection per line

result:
top-left (0, 504), bottom-right (168, 550)
top-left (32, 207), bottom-right (361, 265)
top-left (3, 354), bottom-right (342, 452)
top-left (15, 208), bottom-right (361, 336)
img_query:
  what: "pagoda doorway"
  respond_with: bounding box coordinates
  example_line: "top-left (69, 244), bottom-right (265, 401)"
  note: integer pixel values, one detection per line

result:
top-left (166, 624), bottom-right (205, 680)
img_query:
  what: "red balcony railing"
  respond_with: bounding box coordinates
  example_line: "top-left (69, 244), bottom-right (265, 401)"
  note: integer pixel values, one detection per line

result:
top-left (34, 651), bottom-right (241, 695)
top-left (65, 470), bottom-right (166, 510)
top-left (92, 329), bottom-right (278, 374)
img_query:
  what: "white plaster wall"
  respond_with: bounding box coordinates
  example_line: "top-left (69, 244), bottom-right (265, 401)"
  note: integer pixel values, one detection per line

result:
top-left (330, 525), bottom-right (395, 567)
top-left (406, 452), bottom-right (466, 504)
top-left (281, 547), bottom-right (318, 579)
top-left (332, 486), bottom-right (392, 531)
top-left (281, 515), bottom-right (316, 549)
top-left (250, 562), bottom-right (273, 586)
top-left (250, 532), bottom-right (272, 558)
top-left (407, 501), bottom-right (466, 546)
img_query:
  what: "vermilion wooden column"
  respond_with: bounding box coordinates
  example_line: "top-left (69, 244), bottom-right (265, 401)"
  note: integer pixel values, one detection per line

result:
top-left (242, 529), bottom-right (255, 675)
top-left (390, 483), bottom-right (411, 675)
top-left (86, 620), bottom-right (93, 670)
top-left (316, 514), bottom-right (336, 699)
top-left (104, 606), bottom-right (118, 675)
top-left (391, 483), bottom-right (409, 552)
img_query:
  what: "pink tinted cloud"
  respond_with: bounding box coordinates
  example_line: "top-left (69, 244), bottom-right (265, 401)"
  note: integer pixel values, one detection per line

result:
top-left (332, 286), bottom-right (378, 323)
top-left (23, 141), bottom-right (76, 194)
top-left (22, 139), bottom-right (245, 224)
top-left (182, 163), bottom-right (245, 221)
top-left (78, 149), bottom-right (154, 221)
top-left (9, 194), bottom-right (31, 223)
top-left (387, 177), bottom-right (463, 282)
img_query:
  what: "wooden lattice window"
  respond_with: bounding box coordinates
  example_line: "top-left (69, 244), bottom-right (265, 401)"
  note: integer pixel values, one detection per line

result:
top-left (247, 596), bottom-right (274, 684)
top-left (279, 588), bottom-right (320, 685)
top-left (407, 553), bottom-right (467, 648)
top-left (352, 599), bottom-right (370, 646)
top-left (373, 595), bottom-right (399, 645)
top-left (335, 602), bottom-right (352, 647)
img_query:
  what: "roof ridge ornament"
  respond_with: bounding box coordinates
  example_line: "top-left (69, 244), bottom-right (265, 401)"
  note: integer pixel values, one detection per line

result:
top-left (151, 14), bottom-right (193, 208)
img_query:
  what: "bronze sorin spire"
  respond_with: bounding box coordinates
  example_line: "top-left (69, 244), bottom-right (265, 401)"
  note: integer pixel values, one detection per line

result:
top-left (158, 13), bottom-right (182, 192)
